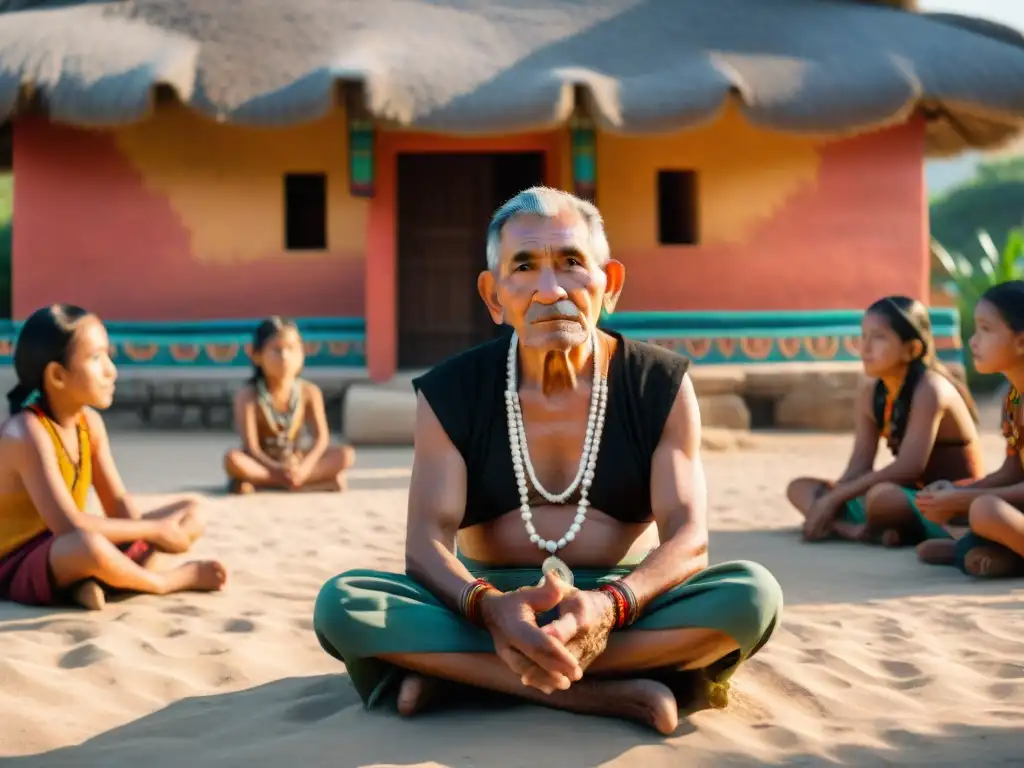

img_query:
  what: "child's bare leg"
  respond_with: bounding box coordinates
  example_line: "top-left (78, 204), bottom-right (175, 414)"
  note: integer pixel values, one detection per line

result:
top-left (50, 531), bottom-right (227, 596)
top-left (299, 445), bottom-right (356, 491)
top-left (786, 477), bottom-right (831, 517)
top-left (962, 496), bottom-right (1024, 578)
top-left (864, 482), bottom-right (920, 547)
top-left (224, 449), bottom-right (278, 489)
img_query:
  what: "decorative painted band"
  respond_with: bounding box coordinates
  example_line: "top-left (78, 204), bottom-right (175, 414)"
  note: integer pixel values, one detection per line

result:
top-left (0, 317), bottom-right (367, 368)
top-left (601, 309), bottom-right (963, 366)
top-left (0, 310), bottom-right (964, 369)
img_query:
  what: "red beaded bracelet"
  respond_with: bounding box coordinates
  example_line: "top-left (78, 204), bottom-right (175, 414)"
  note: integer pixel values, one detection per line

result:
top-left (460, 578), bottom-right (497, 627)
top-left (598, 581), bottom-right (639, 630)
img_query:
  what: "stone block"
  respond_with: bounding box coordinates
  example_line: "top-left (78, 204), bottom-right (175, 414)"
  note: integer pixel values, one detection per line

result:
top-left (775, 374), bottom-right (860, 431)
top-left (149, 403), bottom-right (185, 427)
top-left (697, 394), bottom-right (751, 430)
top-left (743, 364), bottom-right (863, 400)
top-left (343, 384), bottom-right (417, 445)
top-left (689, 368), bottom-right (746, 396)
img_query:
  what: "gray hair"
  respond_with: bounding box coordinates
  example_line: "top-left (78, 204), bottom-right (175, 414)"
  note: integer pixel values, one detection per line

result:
top-left (485, 186), bottom-right (611, 271)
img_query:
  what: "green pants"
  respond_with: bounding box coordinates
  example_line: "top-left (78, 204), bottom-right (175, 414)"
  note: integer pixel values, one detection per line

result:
top-left (313, 559), bottom-right (783, 709)
top-left (841, 487), bottom-right (952, 540)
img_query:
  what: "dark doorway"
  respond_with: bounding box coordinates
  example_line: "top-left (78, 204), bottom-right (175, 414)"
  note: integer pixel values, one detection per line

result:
top-left (397, 152), bottom-right (544, 369)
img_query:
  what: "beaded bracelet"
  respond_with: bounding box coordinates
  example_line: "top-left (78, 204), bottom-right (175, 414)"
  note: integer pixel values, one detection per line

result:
top-left (459, 578), bottom-right (497, 627)
top-left (598, 581), bottom-right (640, 630)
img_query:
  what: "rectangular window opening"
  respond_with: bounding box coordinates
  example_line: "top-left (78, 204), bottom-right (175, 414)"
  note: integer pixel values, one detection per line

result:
top-left (657, 170), bottom-right (698, 245)
top-left (284, 173), bottom-right (327, 251)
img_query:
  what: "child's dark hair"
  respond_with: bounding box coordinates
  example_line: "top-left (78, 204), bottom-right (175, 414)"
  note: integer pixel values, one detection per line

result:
top-left (249, 316), bottom-right (300, 384)
top-left (866, 296), bottom-right (979, 435)
top-left (7, 304), bottom-right (92, 417)
top-left (979, 280), bottom-right (1024, 333)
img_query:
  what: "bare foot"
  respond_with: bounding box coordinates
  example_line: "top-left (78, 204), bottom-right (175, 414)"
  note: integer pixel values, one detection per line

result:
top-left (397, 674), bottom-right (445, 717)
top-left (964, 546), bottom-right (1024, 578)
top-left (881, 529), bottom-right (902, 548)
top-left (230, 480), bottom-right (255, 495)
top-left (831, 521), bottom-right (868, 542)
top-left (72, 579), bottom-right (106, 611)
top-left (594, 679), bottom-right (679, 735)
top-left (916, 539), bottom-right (956, 565)
top-left (161, 560), bottom-right (228, 594)
top-left (331, 472), bottom-right (348, 492)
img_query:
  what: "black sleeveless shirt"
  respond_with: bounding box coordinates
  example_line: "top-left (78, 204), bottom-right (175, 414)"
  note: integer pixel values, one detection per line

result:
top-left (411, 331), bottom-right (690, 529)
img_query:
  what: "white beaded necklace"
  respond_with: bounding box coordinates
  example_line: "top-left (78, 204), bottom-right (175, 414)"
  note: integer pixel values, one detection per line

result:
top-left (505, 329), bottom-right (609, 554)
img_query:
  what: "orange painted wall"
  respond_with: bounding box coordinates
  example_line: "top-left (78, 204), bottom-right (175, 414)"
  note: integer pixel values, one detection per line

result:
top-left (600, 109), bottom-right (927, 311)
top-left (13, 105), bottom-right (367, 321)
top-left (13, 103), bottom-right (926, 333)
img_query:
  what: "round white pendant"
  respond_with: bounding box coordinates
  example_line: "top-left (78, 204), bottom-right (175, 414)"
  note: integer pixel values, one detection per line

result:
top-left (541, 555), bottom-right (575, 587)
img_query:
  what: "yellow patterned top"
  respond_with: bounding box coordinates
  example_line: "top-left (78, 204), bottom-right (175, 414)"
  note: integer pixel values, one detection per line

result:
top-left (0, 406), bottom-right (91, 558)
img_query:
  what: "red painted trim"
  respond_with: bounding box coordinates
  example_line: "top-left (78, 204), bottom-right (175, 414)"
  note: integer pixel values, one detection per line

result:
top-left (365, 131), bottom-right (563, 381)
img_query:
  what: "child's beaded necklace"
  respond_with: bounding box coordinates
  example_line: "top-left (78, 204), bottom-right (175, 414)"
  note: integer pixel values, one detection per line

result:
top-left (256, 378), bottom-right (301, 458)
top-left (1003, 386), bottom-right (1021, 456)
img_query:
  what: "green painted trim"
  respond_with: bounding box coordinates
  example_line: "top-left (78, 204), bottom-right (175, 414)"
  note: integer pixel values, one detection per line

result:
top-left (0, 310), bottom-right (964, 370)
top-left (0, 317), bottom-right (366, 368)
top-left (600, 309), bottom-right (963, 366)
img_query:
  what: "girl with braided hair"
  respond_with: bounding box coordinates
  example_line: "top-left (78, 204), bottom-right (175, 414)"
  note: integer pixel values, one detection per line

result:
top-left (787, 296), bottom-right (983, 546)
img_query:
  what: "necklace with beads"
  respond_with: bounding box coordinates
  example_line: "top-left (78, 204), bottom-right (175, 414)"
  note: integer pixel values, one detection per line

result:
top-left (257, 378), bottom-right (301, 457)
top-left (505, 329), bottom-right (609, 582)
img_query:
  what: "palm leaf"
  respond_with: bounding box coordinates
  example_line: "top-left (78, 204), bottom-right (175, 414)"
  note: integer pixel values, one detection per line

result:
top-left (931, 238), bottom-right (961, 278)
top-left (1001, 228), bottom-right (1024, 279)
top-left (977, 229), bottom-right (1000, 267)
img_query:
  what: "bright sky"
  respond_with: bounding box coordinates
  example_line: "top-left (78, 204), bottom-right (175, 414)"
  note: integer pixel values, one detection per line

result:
top-left (918, 0), bottom-right (1024, 29)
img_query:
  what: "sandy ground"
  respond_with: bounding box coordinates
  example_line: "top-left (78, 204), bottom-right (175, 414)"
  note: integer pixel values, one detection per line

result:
top-left (0, 428), bottom-right (1021, 767)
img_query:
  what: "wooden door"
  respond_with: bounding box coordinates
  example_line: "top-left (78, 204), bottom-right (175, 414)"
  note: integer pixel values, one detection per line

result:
top-left (397, 154), bottom-right (496, 368)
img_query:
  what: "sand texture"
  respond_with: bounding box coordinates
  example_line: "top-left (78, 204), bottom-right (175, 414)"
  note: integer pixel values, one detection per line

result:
top-left (0, 431), bottom-right (1021, 767)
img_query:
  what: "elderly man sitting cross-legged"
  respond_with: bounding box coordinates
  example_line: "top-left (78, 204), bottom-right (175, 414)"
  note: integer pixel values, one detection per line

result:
top-left (313, 187), bottom-right (782, 733)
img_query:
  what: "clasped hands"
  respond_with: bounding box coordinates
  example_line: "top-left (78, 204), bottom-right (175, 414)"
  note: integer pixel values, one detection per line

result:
top-left (272, 454), bottom-right (309, 489)
top-left (479, 572), bottom-right (616, 695)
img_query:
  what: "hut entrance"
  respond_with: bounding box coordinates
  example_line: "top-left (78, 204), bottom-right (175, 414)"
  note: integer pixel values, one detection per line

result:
top-left (397, 152), bottom-right (544, 369)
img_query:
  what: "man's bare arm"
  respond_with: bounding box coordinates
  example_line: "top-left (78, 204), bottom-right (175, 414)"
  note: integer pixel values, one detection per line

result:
top-left (618, 375), bottom-right (708, 607)
top-left (404, 392), bottom-right (480, 608)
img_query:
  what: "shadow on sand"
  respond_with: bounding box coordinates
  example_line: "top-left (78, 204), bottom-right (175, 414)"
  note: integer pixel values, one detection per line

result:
top-left (5, 671), bottom-right (1020, 767)
top-left (2, 525), bottom-right (1020, 766)
top-left (709, 527), bottom-right (1019, 606)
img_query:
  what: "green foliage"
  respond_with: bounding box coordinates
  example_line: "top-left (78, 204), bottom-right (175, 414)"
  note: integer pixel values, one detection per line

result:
top-left (931, 227), bottom-right (1024, 392)
top-left (929, 157), bottom-right (1024, 269)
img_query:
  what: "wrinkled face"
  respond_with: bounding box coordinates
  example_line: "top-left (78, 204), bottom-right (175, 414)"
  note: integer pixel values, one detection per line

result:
top-left (860, 311), bottom-right (915, 378)
top-left (255, 327), bottom-right (305, 381)
top-left (479, 209), bottom-right (623, 351)
top-left (48, 316), bottom-right (118, 410)
top-left (970, 299), bottom-right (1022, 375)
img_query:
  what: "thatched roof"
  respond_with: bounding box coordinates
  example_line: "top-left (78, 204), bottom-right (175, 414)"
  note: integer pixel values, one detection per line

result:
top-left (0, 0), bottom-right (1022, 156)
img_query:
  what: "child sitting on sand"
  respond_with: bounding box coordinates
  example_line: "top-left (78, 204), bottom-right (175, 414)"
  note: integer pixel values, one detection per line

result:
top-left (0, 305), bottom-right (227, 609)
top-left (914, 281), bottom-right (1024, 578)
top-left (224, 316), bottom-right (355, 493)
top-left (788, 296), bottom-right (983, 545)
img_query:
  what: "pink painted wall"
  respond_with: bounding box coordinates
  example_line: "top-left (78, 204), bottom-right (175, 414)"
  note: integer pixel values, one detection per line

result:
top-left (12, 115), bottom-right (365, 321)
